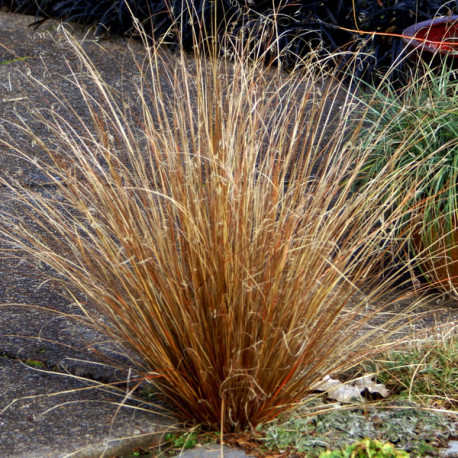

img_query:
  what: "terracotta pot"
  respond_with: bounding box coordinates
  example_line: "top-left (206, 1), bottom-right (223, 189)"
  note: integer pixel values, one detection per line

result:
top-left (402, 16), bottom-right (458, 69)
top-left (412, 214), bottom-right (458, 290)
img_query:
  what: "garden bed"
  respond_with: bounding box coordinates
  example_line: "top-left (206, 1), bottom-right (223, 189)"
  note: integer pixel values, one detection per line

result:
top-left (0, 10), bottom-right (457, 458)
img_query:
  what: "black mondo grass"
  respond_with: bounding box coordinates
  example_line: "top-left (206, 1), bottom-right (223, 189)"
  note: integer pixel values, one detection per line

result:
top-left (0, 29), bottom-right (423, 433)
top-left (2, 0), bottom-right (458, 73)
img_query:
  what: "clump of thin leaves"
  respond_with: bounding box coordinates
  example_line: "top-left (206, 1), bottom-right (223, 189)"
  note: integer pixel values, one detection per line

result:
top-left (355, 63), bottom-right (458, 294)
top-left (362, 327), bottom-right (457, 410)
top-left (0, 29), bottom-right (418, 432)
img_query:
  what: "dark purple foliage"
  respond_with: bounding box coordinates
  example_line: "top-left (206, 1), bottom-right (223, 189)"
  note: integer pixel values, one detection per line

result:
top-left (1, 0), bottom-right (457, 72)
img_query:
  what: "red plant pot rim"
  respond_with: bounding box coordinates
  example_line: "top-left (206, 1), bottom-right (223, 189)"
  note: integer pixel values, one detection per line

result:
top-left (402, 15), bottom-right (458, 57)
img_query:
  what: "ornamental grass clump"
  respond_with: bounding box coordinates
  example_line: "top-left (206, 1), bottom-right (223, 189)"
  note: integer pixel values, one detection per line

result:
top-left (355, 63), bottom-right (458, 294)
top-left (0, 29), bottom-right (416, 432)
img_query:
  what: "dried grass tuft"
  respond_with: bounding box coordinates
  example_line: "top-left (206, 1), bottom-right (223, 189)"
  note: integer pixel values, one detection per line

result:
top-left (0, 29), bottom-right (419, 431)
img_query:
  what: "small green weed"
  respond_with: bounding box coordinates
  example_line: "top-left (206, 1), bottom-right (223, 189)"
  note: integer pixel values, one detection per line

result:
top-left (163, 431), bottom-right (199, 450)
top-left (24, 359), bottom-right (45, 368)
top-left (320, 438), bottom-right (409, 458)
top-left (151, 430), bottom-right (221, 456)
top-left (0, 56), bottom-right (33, 65)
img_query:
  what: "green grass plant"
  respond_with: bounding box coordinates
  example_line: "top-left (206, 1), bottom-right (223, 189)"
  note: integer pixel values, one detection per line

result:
top-left (354, 63), bottom-right (458, 294)
top-left (0, 26), bottom-right (436, 434)
top-left (361, 327), bottom-right (457, 410)
top-left (163, 430), bottom-right (199, 450)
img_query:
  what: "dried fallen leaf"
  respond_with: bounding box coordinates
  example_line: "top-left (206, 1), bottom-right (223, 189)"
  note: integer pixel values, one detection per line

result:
top-left (355, 375), bottom-right (390, 398)
top-left (314, 375), bottom-right (389, 403)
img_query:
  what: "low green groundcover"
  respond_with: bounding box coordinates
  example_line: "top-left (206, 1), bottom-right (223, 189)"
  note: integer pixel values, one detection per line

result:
top-left (257, 400), bottom-right (456, 456)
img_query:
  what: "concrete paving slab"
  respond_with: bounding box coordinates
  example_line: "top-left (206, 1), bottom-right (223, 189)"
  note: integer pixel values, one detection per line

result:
top-left (0, 356), bottom-right (175, 457)
top-left (177, 444), bottom-right (251, 457)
